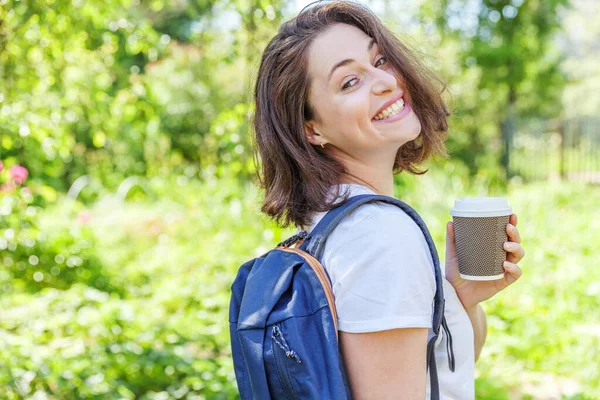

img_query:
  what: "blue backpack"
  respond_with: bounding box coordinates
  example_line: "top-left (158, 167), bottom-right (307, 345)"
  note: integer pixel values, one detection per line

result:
top-left (229, 194), bottom-right (456, 399)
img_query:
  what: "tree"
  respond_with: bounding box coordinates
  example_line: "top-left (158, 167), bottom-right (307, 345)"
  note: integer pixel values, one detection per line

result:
top-left (431, 0), bottom-right (571, 179)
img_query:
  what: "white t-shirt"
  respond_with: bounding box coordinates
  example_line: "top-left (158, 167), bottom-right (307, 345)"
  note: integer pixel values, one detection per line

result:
top-left (297, 183), bottom-right (475, 400)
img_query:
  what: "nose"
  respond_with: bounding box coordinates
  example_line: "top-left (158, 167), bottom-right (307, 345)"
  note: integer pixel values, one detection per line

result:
top-left (370, 66), bottom-right (401, 95)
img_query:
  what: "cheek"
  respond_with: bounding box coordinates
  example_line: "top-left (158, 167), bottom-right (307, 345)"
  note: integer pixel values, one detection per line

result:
top-left (342, 94), bottom-right (372, 121)
top-left (323, 98), bottom-right (365, 131)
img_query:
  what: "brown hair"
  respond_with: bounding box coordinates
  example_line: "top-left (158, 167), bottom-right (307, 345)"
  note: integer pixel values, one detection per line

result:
top-left (252, 0), bottom-right (451, 229)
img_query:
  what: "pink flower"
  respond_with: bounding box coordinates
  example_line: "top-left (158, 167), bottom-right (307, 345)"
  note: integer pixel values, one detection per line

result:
top-left (0, 160), bottom-right (4, 173)
top-left (10, 165), bottom-right (28, 185)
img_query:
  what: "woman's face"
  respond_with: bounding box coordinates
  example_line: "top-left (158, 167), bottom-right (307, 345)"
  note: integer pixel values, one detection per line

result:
top-left (304, 23), bottom-right (421, 164)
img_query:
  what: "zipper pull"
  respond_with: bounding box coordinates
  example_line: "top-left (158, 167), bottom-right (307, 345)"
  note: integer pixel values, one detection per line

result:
top-left (286, 350), bottom-right (302, 363)
top-left (277, 231), bottom-right (309, 248)
top-left (271, 325), bottom-right (302, 364)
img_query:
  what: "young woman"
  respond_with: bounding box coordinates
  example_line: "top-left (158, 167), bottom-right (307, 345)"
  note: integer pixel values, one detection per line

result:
top-left (252, 1), bottom-right (525, 398)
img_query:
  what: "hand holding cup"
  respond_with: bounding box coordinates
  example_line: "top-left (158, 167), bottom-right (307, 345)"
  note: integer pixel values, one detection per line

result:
top-left (444, 198), bottom-right (525, 310)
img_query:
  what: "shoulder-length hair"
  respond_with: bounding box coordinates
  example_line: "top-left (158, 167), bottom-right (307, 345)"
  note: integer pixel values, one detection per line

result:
top-left (252, 0), bottom-right (451, 229)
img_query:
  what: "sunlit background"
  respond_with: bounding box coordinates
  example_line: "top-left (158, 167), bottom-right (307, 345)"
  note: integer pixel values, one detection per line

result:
top-left (0, 0), bottom-right (598, 398)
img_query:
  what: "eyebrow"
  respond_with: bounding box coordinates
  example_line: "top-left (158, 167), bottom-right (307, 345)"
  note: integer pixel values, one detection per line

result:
top-left (327, 38), bottom-right (377, 83)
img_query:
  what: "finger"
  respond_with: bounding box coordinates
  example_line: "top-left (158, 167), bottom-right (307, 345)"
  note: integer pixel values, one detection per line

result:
top-left (446, 221), bottom-right (457, 259)
top-left (506, 223), bottom-right (521, 243)
top-left (510, 213), bottom-right (517, 227)
top-left (503, 261), bottom-right (522, 285)
top-left (504, 242), bottom-right (525, 263)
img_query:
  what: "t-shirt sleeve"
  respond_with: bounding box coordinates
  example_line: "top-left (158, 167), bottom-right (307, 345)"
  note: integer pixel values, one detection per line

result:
top-left (321, 203), bottom-right (437, 333)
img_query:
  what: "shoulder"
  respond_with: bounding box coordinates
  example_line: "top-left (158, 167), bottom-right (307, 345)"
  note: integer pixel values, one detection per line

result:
top-left (327, 201), bottom-right (424, 247)
top-left (320, 201), bottom-right (437, 333)
top-left (321, 200), bottom-right (435, 283)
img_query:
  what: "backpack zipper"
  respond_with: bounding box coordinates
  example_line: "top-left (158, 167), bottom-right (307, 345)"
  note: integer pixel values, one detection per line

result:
top-left (272, 325), bottom-right (302, 363)
top-left (271, 325), bottom-right (300, 400)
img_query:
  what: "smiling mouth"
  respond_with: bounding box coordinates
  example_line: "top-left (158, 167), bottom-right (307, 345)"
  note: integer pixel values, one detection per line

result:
top-left (372, 97), bottom-right (406, 121)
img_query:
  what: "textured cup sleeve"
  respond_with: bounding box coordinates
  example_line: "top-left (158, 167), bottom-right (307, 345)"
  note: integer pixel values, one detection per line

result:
top-left (321, 203), bottom-right (437, 333)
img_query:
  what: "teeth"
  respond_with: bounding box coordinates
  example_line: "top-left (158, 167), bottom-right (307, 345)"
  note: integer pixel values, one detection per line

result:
top-left (374, 98), bottom-right (405, 120)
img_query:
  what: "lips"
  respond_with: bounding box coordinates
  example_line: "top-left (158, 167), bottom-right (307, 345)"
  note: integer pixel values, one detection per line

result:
top-left (372, 93), bottom-right (404, 120)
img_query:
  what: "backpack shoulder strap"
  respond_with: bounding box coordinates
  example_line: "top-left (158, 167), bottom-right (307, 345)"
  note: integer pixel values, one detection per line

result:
top-left (297, 193), bottom-right (450, 400)
top-left (298, 194), bottom-right (444, 333)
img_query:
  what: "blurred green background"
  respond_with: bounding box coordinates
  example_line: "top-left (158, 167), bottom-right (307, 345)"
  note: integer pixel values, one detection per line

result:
top-left (1, 0), bottom-right (599, 398)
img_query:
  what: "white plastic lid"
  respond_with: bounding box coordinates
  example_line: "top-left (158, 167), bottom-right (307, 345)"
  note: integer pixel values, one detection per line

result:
top-left (450, 197), bottom-right (512, 217)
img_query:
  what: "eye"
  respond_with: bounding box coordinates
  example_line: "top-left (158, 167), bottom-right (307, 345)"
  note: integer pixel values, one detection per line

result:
top-left (341, 56), bottom-right (389, 91)
top-left (342, 78), bottom-right (358, 90)
top-left (375, 56), bottom-right (388, 68)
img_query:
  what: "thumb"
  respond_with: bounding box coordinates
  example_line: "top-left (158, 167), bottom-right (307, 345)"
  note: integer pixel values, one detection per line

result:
top-left (445, 221), bottom-right (457, 260)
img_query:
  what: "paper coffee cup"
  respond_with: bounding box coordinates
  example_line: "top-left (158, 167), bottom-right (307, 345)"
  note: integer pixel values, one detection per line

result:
top-left (450, 197), bottom-right (512, 280)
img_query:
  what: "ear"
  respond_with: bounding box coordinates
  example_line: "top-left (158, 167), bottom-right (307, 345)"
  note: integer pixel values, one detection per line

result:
top-left (304, 121), bottom-right (323, 146)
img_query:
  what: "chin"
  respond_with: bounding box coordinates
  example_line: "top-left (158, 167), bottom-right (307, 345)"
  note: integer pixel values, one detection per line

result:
top-left (410, 126), bottom-right (422, 139)
top-left (400, 120), bottom-right (421, 142)
top-left (394, 111), bottom-right (421, 139)
top-left (408, 117), bottom-right (422, 138)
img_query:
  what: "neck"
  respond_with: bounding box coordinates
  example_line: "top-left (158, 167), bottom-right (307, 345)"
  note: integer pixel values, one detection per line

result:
top-left (338, 160), bottom-right (395, 197)
top-left (324, 142), bottom-right (398, 197)
top-left (340, 175), bottom-right (394, 197)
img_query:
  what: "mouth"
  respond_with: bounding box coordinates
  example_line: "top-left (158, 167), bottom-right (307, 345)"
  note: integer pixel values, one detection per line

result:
top-left (372, 94), bottom-right (410, 122)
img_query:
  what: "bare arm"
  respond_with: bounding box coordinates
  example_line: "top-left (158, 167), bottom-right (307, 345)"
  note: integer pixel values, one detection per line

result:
top-left (465, 304), bottom-right (487, 362)
top-left (339, 328), bottom-right (429, 400)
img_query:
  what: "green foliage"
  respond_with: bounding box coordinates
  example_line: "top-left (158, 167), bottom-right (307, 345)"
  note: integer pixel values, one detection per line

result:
top-left (415, 0), bottom-right (572, 178)
top-left (475, 180), bottom-right (600, 399)
top-left (1, 282), bottom-right (237, 399)
top-left (435, 0), bottom-right (570, 116)
top-left (1, 167), bottom-right (599, 398)
top-left (0, 171), bottom-right (285, 399)
top-left (0, 175), bottom-right (121, 295)
top-left (0, 0), bottom-right (167, 190)
top-left (0, 0), bottom-right (285, 193)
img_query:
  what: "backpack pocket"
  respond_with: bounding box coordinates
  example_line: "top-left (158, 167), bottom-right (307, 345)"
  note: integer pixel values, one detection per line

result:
top-left (264, 318), bottom-right (314, 399)
top-left (264, 311), bottom-right (344, 399)
top-left (271, 323), bottom-right (301, 399)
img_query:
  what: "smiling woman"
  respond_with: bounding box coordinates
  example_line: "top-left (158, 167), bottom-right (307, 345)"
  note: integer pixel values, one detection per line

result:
top-left (244, 1), bottom-right (471, 399)
top-left (253, 1), bottom-right (451, 230)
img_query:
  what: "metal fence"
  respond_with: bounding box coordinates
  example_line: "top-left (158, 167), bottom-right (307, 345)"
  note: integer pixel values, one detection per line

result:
top-left (509, 117), bottom-right (600, 184)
